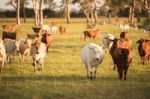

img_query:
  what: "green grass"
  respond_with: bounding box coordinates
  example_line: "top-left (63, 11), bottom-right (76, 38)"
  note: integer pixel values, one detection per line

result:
top-left (0, 18), bottom-right (150, 99)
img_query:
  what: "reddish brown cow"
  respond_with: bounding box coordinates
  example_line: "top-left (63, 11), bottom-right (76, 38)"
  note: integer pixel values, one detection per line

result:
top-left (83, 29), bottom-right (99, 40)
top-left (2, 24), bottom-right (17, 32)
top-left (137, 39), bottom-right (150, 64)
top-left (41, 32), bottom-right (53, 52)
top-left (59, 26), bottom-right (66, 35)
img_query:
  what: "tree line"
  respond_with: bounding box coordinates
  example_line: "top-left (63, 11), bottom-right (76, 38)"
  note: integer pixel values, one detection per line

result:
top-left (3, 0), bottom-right (150, 26)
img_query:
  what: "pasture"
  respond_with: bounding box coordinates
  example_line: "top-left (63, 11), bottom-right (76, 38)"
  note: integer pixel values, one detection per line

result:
top-left (0, 18), bottom-right (150, 99)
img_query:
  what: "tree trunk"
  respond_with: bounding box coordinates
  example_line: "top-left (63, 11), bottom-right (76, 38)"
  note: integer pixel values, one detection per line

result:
top-left (84, 10), bottom-right (90, 23)
top-left (66, 2), bottom-right (71, 24)
top-left (23, 1), bottom-right (26, 23)
top-left (17, 0), bottom-right (21, 25)
top-left (94, 11), bottom-right (98, 23)
top-left (39, 0), bottom-right (43, 25)
top-left (108, 13), bottom-right (112, 22)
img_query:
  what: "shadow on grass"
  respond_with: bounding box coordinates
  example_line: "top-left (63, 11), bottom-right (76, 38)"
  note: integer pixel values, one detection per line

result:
top-left (0, 75), bottom-right (120, 82)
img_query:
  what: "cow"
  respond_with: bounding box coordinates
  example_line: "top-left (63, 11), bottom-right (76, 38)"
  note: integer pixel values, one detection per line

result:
top-left (137, 39), bottom-right (150, 64)
top-left (31, 40), bottom-right (47, 71)
top-left (41, 25), bottom-right (51, 34)
top-left (2, 31), bottom-right (17, 40)
top-left (16, 38), bottom-right (32, 62)
top-left (0, 39), bottom-right (7, 71)
top-left (59, 26), bottom-right (66, 35)
top-left (27, 33), bottom-right (39, 39)
top-left (41, 32), bottom-right (53, 52)
top-left (119, 24), bottom-right (129, 31)
top-left (83, 29), bottom-right (99, 40)
top-left (51, 22), bottom-right (58, 33)
top-left (3, 39), bottom-right (17, 63)
top-left (2, 24), bottom-right (17, 32)
top-left (109, 38), bottom-right (118, 70)
top-left (102, 33), bottom-right (115, 53)
top-left (81, 43), bottom-right (104, 80)
top-left (114, 48), bottom-right (130, 80)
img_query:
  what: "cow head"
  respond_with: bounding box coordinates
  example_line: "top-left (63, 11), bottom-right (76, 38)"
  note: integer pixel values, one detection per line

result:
top-left (89, 45), bottom-right (101, 61)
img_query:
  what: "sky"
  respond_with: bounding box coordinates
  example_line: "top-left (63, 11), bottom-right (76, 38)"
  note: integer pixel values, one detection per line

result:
top-left (0, 0), bottom-right (105, 13)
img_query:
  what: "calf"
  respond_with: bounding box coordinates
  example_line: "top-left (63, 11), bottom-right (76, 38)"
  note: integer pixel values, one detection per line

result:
top-left (83, 29), bottom-right (99, 40)
top-left (81, 43), bottom-right (104, 80)
top-left (137, 39), bottom-right (150, 64)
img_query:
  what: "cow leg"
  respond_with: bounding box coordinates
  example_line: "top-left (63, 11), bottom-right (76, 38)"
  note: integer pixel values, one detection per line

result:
top-left (124, 69), bottom-right (128, 80)
top-left (113, 64), bottom-right (116, 70)
top-left (117, 68), bottom-right (123, 80)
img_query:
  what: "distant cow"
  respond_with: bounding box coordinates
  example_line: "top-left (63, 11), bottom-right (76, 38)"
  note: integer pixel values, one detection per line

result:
top-left (59, 26), bottom-right (66, 35)
top-left (31, 40), bottom-right (47, 71)
top-left (51, 22), bottom-right (58, 33)
top-left (81, 43), bottom-right (104, 80)
top-left (2, 24), bottom-right (17, 32)
top-left (119, 24), bottom-right (129, 31)
top-left (137, 39), bottom-right (150, 64)
top-left (2, 31), bottom-right (17, 40)
top-left (83, 29), bottom-right (99, 40)
top-left (0, 39), bottom-right (7, 71)
top-left (102, 33), bottom-right (115, 52)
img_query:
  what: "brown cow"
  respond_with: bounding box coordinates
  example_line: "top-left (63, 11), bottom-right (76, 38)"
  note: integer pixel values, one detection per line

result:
top-left (137, 39), bottom-right (150, 64)
top-left (110, 38), bottom-right (130, 80)
top-left (59, 26), bottom-right (66, 35)
top-left (41, 32), bottom-right (53, 52)
top-left (83, 29), bottom-right (99, 40)
top-left (2, 24), bottom-right (17, 32)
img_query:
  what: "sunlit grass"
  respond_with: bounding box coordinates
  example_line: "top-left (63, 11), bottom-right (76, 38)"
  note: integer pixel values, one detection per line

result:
top-left (0, 18), bottom-right (150, 99)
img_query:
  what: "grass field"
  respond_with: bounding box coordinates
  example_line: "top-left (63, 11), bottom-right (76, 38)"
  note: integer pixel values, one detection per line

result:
top-left (0, 18), bottom-right (150, 99)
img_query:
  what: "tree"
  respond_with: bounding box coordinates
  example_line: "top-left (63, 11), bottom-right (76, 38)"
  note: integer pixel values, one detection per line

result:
top-left (81, 0), bottom-right (105, 23)
top-left (32, 0), bottom-right (44, 26)
top-left (7, 0), bottom-right (21, 25)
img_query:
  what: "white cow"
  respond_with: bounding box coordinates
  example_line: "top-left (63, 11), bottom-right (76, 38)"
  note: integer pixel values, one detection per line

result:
top-left (0, 39), bottom-right (6, 71)
top-left (81, 43), bottom-right (104, 80)
top-left (31, 41), bottom-right (47, 71)
top-left (41, 25), bottom-right (51, 34)
top-left (119, 24), bottom-right (129, 31)
top-left (51, 26), bottom-right (58, 33)
top-left (102, 34), bottom-right (115, 53)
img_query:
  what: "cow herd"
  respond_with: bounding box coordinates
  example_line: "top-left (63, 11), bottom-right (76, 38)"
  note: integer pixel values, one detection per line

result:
top-left (0, 23), bottom-right (150, 81)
